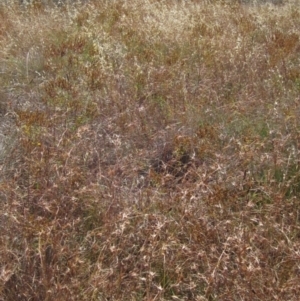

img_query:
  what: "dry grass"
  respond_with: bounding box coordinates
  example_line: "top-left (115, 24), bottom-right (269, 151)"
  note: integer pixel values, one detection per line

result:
top-left (1, 0), bottom-right (300, 300)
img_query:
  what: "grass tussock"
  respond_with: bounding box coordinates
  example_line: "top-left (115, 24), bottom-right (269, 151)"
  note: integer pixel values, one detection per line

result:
top-left (1, 0), bottom-right (300, 300)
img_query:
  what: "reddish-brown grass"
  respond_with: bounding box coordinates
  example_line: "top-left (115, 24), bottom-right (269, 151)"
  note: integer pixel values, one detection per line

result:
top-left (1, 0), bottom-right (300, 300)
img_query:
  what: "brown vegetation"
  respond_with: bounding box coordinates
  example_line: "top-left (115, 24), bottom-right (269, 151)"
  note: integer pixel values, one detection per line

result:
top-left (1, 0), bottom-right (300, 300)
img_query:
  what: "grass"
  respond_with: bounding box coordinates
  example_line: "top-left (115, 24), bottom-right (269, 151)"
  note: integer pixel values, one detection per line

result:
top-left (1, 0), bottom-right (300, 300)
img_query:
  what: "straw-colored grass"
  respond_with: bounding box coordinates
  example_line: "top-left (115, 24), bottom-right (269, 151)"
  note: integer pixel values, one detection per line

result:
top-left (1, 0), bottom-right (300, 300)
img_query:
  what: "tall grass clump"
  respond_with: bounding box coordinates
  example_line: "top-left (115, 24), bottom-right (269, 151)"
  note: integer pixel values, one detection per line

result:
top-left (1, 0), bottom-right (300, 300)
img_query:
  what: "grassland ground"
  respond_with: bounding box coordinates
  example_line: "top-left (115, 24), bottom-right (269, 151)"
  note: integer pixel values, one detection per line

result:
top-left (1, 0), bottom-right (300, 300)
